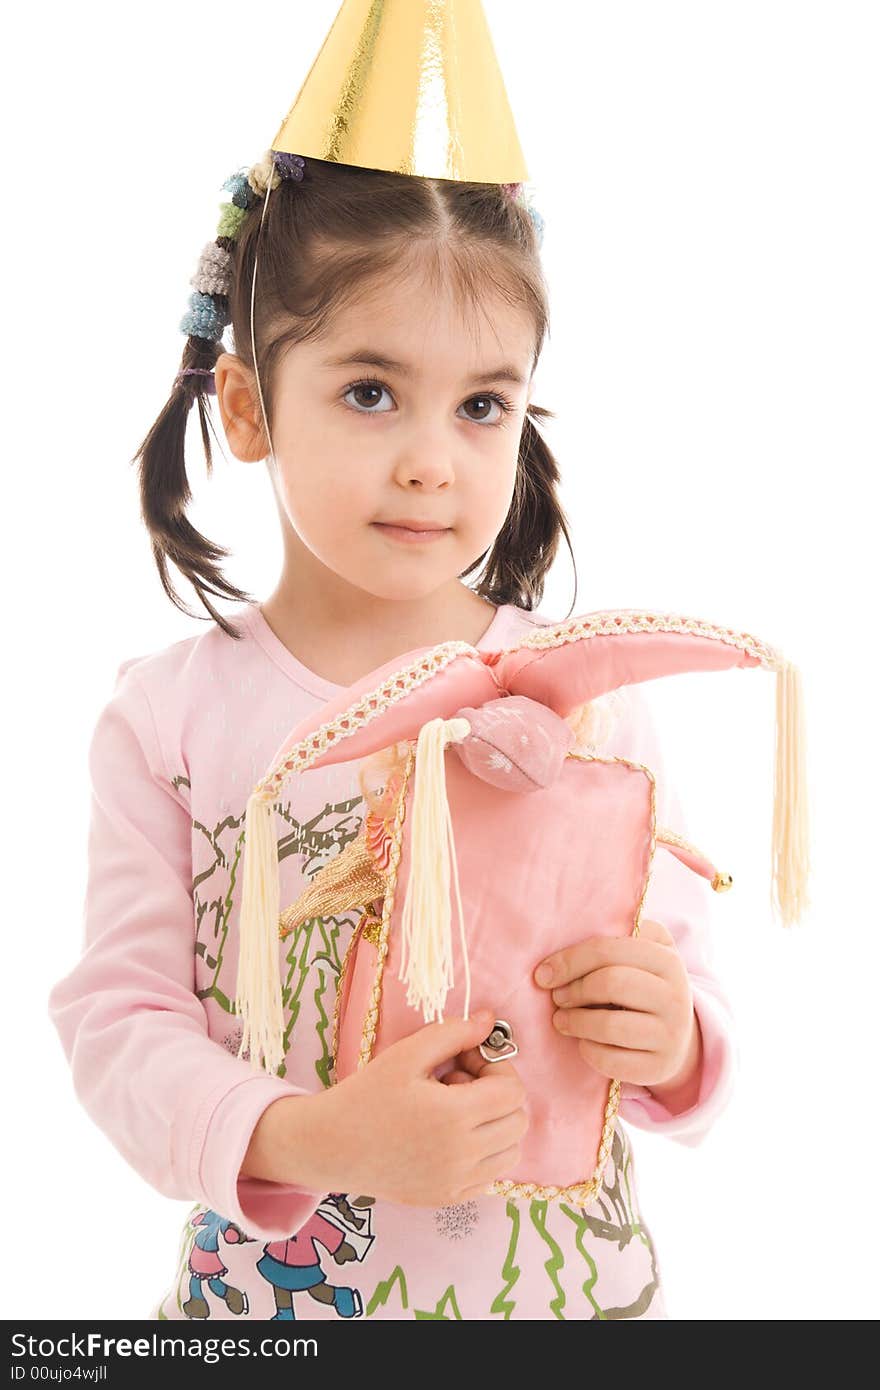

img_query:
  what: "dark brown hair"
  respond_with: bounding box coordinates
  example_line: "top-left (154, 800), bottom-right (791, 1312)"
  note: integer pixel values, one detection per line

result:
top-left (132, 157), bottom-right (578, 639)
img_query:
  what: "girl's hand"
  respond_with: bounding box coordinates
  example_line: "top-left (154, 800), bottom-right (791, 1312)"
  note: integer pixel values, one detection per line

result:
top-left (533, 918), bottom-right (702, 1094)
top-left (283, 1010), bottom-right (529, 1208)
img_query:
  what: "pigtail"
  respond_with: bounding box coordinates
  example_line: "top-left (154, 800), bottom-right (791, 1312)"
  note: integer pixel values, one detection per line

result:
top-left (131, 339), bottom-right (255, 640)
top-left (461, 402), bottom-right (579, 618)
top-left (131, 186), bottom-right (263, 641)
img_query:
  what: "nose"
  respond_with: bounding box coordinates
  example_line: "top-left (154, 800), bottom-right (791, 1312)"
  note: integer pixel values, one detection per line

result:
top-left (391, 423), bottom-right (456, 490)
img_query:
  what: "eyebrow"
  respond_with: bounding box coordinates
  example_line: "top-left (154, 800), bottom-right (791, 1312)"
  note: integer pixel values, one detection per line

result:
top-left (323, 350), bottom-right (528, 389)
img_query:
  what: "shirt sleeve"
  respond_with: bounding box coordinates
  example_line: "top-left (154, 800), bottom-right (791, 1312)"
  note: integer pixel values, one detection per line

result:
top-left (46, 661), bottom-right (326, 1240)
top-left (599, 683), bottom-right (739, 1146)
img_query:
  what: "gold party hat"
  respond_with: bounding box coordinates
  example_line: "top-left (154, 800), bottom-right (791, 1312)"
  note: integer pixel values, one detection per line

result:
top-left (270, 0), bottom-right (529, 182)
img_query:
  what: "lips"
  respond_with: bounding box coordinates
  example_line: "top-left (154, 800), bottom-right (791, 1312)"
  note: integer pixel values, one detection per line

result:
top-left (375, 520), bottom-right (448, 531)
top-left (372, 521), bottom-right (451, 544)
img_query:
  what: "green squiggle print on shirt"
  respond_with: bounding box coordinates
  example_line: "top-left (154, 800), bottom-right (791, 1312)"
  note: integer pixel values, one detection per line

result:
top-left (194, 813), bottom-right (245, 1013)
top-left (312, 967), bottom-right (333, 1090)
top-left (270, 919), bottom-right (316, 1081)
top-left (311, 913), bottom-right (350, 1089)
top-left (365, 1265), bottom-right (409, 1316)
top-left (415, 1286), bottom-right (464, 1320)
top-left (529, 1199), bottom-right (567, 1320)
top-left (489, 1199), bottom-right (522, 1319)
top-left (560, 1201), bottom-right (605, 1319)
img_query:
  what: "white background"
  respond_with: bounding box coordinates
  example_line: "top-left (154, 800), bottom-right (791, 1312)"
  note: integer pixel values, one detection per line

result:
top-left (6, 0), bottom-right (878, 1320)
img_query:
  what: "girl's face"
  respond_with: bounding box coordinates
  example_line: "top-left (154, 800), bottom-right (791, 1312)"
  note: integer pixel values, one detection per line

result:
top-left (216, 256), bottom-right (536, 609)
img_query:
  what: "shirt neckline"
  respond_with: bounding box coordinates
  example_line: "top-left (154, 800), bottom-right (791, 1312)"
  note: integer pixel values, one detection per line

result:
top-left (237, 598), bottom-right (524, 702)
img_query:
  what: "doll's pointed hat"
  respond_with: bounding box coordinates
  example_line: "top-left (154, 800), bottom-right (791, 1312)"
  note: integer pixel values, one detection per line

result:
top-left (236, 609), bottom-right (811, 1074)
top-left (269, 0), bottom-right (529, 182)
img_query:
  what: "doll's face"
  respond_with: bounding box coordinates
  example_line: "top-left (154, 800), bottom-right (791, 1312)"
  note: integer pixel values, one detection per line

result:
top-left (215, 250), bottom-right (536, 606)
top-left (358, 741), bottom-right (410, 815)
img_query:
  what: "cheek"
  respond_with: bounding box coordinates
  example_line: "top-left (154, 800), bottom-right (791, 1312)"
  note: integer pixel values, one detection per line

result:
top-left (274, 460), bottom-right (372, 538)
top-left (463, 455), bottom-right (518, 528)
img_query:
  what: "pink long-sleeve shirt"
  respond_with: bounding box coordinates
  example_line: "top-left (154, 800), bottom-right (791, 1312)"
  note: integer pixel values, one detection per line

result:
top-left (47, 599), bottom-right (737, 1321)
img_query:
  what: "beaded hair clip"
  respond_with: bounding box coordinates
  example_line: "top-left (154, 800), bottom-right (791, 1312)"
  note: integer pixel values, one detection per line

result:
top-left (175, 154), bottom-right (544, 392)
top-left (175, 152), bottom-right (306, 390)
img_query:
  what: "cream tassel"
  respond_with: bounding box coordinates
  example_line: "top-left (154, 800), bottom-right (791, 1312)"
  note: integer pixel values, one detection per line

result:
top-left (771, 659), bottom-right (811, 926)
top-left (399, 717), bottom-right (473, 1024)
top-left (235, 789), bottom-right (285, 1074)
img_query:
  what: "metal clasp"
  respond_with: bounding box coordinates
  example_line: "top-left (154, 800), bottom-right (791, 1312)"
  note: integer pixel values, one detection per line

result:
top-left (478, 1018), bottom-right (519, 1063)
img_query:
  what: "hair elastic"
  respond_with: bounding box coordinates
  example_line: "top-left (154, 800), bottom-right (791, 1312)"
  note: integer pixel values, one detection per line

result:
top-left (175, 367), bottom-right (217, 393)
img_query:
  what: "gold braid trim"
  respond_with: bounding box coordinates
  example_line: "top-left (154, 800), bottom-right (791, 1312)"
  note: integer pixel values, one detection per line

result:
top-left (514, 609), bottom-right (781, 670)
top-left (656, 825), bottom-right (701, 852)
top-left (278, 834), bottom-right (387, 941)
top-left (254, 642), bottom-right (477, 803)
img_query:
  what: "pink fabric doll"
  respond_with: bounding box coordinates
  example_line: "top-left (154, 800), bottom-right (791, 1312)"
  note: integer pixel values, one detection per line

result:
top-left (234, 608), bottom-right (810, 1208)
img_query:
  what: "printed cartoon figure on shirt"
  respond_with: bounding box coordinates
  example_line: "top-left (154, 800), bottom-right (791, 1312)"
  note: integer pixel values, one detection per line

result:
top-left (257, 1193), bottom-right (375, 1320)
top-left (182, 1209), bottom-right (252, 1319)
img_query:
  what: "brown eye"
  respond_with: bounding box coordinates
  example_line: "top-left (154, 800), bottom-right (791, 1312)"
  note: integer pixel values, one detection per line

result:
top-left (344, 381), bottom-right (393, 413)
top-left (457, 393), bottom-right (514, 425)
top-left (462, 395), bottom-right (496, 421)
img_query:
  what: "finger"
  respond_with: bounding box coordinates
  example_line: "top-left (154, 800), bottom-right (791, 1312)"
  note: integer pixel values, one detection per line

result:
top-left (459, 1071), bottom-right (527, 1123)
top-left (450, 1044), bottom-right (491, 1079)
top-left (473, 1109), bottom-right (529, 1156)
top-left (575, 1036), bottom-right (657, 1085)
top-left (636, 917), bottom-right (675, 945)
top-left (405, 1011), bottom-right (496, 1074)
top-left (472, 1142), bottom-right (524, 1183)
top-left (551, 964), bottom-right (665, 1012)
top-left (454, 1044), bottom-right (520, 1081)
top-left (535, 931), bottom-right (677, 991)
top-left (440, 1069), bottom-right (474, 1086)
top-left (554, 1004), bottom-right (661, 1051)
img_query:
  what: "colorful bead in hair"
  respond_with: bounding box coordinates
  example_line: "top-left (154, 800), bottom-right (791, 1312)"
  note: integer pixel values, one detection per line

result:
top-left (272, 151), bottom-right (306, 182)
top-left (217, 201), bottom-right (247, 241)
top-left (222, 171), bottom-right (258, 210)
top-left (179, 291), bottom-right (230, 342)
top-left (190, 242), bottom-right (234, 298)
top-left (247, 150), bottom-right (283, 198)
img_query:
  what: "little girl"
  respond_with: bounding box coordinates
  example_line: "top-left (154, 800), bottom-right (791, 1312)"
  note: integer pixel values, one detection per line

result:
top-left (46, 46), bottom-right (736, 1327)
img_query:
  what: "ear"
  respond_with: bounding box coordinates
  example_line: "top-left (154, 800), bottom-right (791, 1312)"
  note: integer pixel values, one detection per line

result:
top-left (214, 352), bottom-right (269, 463)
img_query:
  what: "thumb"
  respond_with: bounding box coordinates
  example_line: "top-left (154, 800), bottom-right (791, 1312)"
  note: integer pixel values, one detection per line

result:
top-left (402, 1010), bottom-right (495, 1075)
